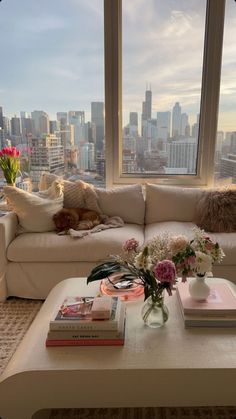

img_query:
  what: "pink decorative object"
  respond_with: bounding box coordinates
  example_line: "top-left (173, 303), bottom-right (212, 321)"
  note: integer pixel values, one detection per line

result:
top-left (100, 273), bottom-right (144, 301)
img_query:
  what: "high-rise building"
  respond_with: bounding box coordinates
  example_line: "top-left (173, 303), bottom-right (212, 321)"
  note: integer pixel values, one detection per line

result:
top-left (220, 154), bottom-right (236, 182)
top-left (49, 120), bottom-right (60, 134)
top-left (29, 133), bottom-right (64, 190)
top-left (20, 112), bottom-right (33, 142)
top-left (230, 132), bottom-right (236, 154)
top-left (172, 102), bottom-right (181, 138)
top-left (0, 106), bottom-right (4, 130)
top-left (157, 112), bottom-right (171, 141)
top-left (68, 111), bottom-right (85, 147)
top-left (129, 112), bottom-right (138, 127)
top-left (79, 142), bottom-right (95, 171)
top-left (57, 112), bottom-right (68, 130)
top-left (10, 116), bottom-right (21, 136)
top-left (91, 102), bottom-right (104, 154)
top-left (141, 87), bottom-right (152, 138)
top-left (31, 111), bottom-right (50, 138)
top-left (167, 138), bottom-right (197, 173)
top-left (180, 113), bottom-right (189, 136)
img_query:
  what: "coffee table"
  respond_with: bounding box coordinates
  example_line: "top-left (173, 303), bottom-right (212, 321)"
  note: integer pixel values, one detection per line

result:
top-left (1, 277), bottom-right (236, 419)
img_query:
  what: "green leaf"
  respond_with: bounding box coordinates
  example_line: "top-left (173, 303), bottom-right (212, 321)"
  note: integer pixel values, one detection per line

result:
top-left (87, 261), bottom-right (122, 284)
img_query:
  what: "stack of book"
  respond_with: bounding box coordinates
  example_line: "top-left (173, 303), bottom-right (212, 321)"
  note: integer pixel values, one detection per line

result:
top-left (176, 282), bottom-right (236, 327)
top-left (46, 295), bottom-right (126, 346)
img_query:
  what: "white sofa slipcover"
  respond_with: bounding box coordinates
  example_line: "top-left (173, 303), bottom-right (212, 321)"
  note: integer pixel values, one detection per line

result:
top-left (0, 184), bottom-right (235, 300)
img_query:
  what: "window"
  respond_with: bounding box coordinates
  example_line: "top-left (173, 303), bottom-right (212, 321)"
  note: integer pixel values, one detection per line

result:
top-left (105, 0), bottom-right (226, 187)
top-left (122, 0), bottom-right (206, 177)
top-left (0, 0), bottom-right (230, 189)
top-left (0, 0), bottom-right (105, 191)
top-left (214, 0), bottom-right (236, 185)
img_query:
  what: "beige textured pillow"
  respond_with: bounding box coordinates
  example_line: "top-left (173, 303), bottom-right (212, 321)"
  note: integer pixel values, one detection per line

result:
top-left (4, 184), bottom-right (63, 232)
top-left (39, 172), bottom-right (101, 213)
top-left (195, 188), bottom-right (236, 232)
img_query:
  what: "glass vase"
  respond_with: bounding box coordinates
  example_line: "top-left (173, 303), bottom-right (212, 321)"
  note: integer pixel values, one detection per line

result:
top-left (189, 274), bottom-right (210, 301)
top-left (141, 295), bottom-right (169, 328)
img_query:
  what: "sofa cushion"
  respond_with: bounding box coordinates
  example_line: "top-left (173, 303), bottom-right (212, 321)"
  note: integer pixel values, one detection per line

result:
top-left (3, 183), bottom-right (63, 233)
top-left (144, 221), bottom-right (236, 266)
top-left (7, 224), bottom-right (144, 262)
top-left (95, 184), bottom-right (145, 225)
top-left (145, 184), bottom-right (202, 224)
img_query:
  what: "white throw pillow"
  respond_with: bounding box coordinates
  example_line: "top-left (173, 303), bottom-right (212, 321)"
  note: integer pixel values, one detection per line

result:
top-left (4, 184), bottom-right (64, 232)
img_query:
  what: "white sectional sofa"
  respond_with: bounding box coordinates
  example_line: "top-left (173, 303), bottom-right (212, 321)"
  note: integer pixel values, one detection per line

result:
top-left (0, 184), bottom-right (235, 300)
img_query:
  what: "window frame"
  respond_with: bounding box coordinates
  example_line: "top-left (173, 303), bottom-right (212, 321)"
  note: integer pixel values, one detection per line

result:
top-left (104, 0), bottom-right (226, 187)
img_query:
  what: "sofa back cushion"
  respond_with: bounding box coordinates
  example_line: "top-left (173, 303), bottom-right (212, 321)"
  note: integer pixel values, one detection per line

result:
top-left (95, 184), bottom-right (145, 224)
top-left (145, 184), bottom-right (202, 224)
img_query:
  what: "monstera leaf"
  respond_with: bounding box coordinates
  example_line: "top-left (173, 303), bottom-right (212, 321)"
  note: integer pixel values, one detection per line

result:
top-left (87, 261), bottom-right (123, 284)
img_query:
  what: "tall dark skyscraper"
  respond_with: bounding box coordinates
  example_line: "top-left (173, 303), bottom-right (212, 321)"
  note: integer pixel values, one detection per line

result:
top-left (91, 102), bottom-right (104, 154)
top-left (172, 102), bottom-right (181, 138)
top-left (129, 112), bottom-right (138, 127)
top-left (141, 86), bottom-right (152, 138)
top-left (0, 106), bottom-right (4, 129)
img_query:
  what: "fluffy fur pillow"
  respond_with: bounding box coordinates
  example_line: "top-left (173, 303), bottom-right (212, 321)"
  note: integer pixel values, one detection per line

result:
top-left (195, 188), bottom-right (236, 232)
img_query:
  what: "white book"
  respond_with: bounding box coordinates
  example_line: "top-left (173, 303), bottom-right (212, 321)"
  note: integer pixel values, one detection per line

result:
top-left (49, 296), bottom-right (123, 331)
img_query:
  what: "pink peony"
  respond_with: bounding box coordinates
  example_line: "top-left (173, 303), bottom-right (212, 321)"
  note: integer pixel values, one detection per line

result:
top-left (154, 260), bottom-right (176, 284)
top-left (123, 238), bottom-right (139, 252)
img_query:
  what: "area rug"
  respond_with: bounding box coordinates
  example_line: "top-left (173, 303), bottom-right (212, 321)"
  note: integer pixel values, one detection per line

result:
top-left (1, 298), bottom-right (236, 419)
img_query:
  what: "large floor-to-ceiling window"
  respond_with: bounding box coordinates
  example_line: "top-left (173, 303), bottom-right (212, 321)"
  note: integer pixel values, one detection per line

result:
top-left (0, 0), bottom-right (234, 189)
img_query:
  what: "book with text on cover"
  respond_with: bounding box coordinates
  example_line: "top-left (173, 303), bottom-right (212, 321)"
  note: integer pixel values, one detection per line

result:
top-left (176, 282), bottom-right (236, 316)
top-left (47, 305), bottom-right (126, 341)
top-left (179, 309), bottom-right (236, 327)
top-left (46, 316), bottom-right (126, 347)
top-left (49, 296), bottom-right (122, 331)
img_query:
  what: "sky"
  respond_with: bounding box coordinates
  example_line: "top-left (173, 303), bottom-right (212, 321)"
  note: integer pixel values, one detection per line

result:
top-left (0, 0), bottom-right (235, 133)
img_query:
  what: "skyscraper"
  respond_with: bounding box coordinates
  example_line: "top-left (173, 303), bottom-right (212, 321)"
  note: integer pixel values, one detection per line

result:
top-left (91, 102), bottom-right (104, 154)
top-left (129, 112), bottom-right (138, 127)
top-left (10, 116), bottom-right (21, 137)
top-left (57, 112), bottom-right (68, 130)
top-left (0, 106), bottom-right (4, 130)
top-left (157, 111), bottom-right (171, 140)
top-left (180, 113), bottom-right (189, 136)
top-left (141, 86), bottom-right (152, 138)
top-left (172, 102), bottom-right (181, 138)
top-left (31, 111), bottom-right (49, 138)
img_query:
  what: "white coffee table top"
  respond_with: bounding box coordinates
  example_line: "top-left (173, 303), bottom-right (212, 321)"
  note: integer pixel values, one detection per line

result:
top-left (1, 277), bottom-right (236, 417)
top-left (3, 277), bottom-right (236, 375)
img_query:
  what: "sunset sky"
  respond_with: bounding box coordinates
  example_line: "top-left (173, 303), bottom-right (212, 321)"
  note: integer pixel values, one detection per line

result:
top-left (0, 0), bottom-right (235, 133)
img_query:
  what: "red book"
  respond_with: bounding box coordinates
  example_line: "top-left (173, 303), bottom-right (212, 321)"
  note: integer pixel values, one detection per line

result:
top-left (176, 282), bottom-right (236, 316)
top-left (46, 338), bottom-right (124, 347)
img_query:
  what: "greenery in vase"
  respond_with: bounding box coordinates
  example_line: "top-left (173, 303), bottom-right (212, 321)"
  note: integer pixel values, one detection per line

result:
top-left (87, 237), bottom-right (176, 303)
top-left (87, 228), bottom-right (225, 300)
top-left (0, 146), bottom-right (21, 185)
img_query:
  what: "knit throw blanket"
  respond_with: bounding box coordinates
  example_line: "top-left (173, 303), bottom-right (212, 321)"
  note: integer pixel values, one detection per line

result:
top-left (68, 215), bottom-right (124, 238)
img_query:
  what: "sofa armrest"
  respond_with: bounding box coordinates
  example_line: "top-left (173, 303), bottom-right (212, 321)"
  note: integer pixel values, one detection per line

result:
top-left (0, 212), bottom-right (18, 300)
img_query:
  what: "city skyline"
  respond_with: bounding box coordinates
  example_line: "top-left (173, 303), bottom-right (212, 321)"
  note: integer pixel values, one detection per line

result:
top-left (0, 1), bottom-right (235, 132)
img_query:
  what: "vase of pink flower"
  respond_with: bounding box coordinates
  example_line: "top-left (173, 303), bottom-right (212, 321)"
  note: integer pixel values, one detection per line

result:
top-left (0, 146), bottom-right (21, 186)
top-left (87, 236), bottom-right (177, 328)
